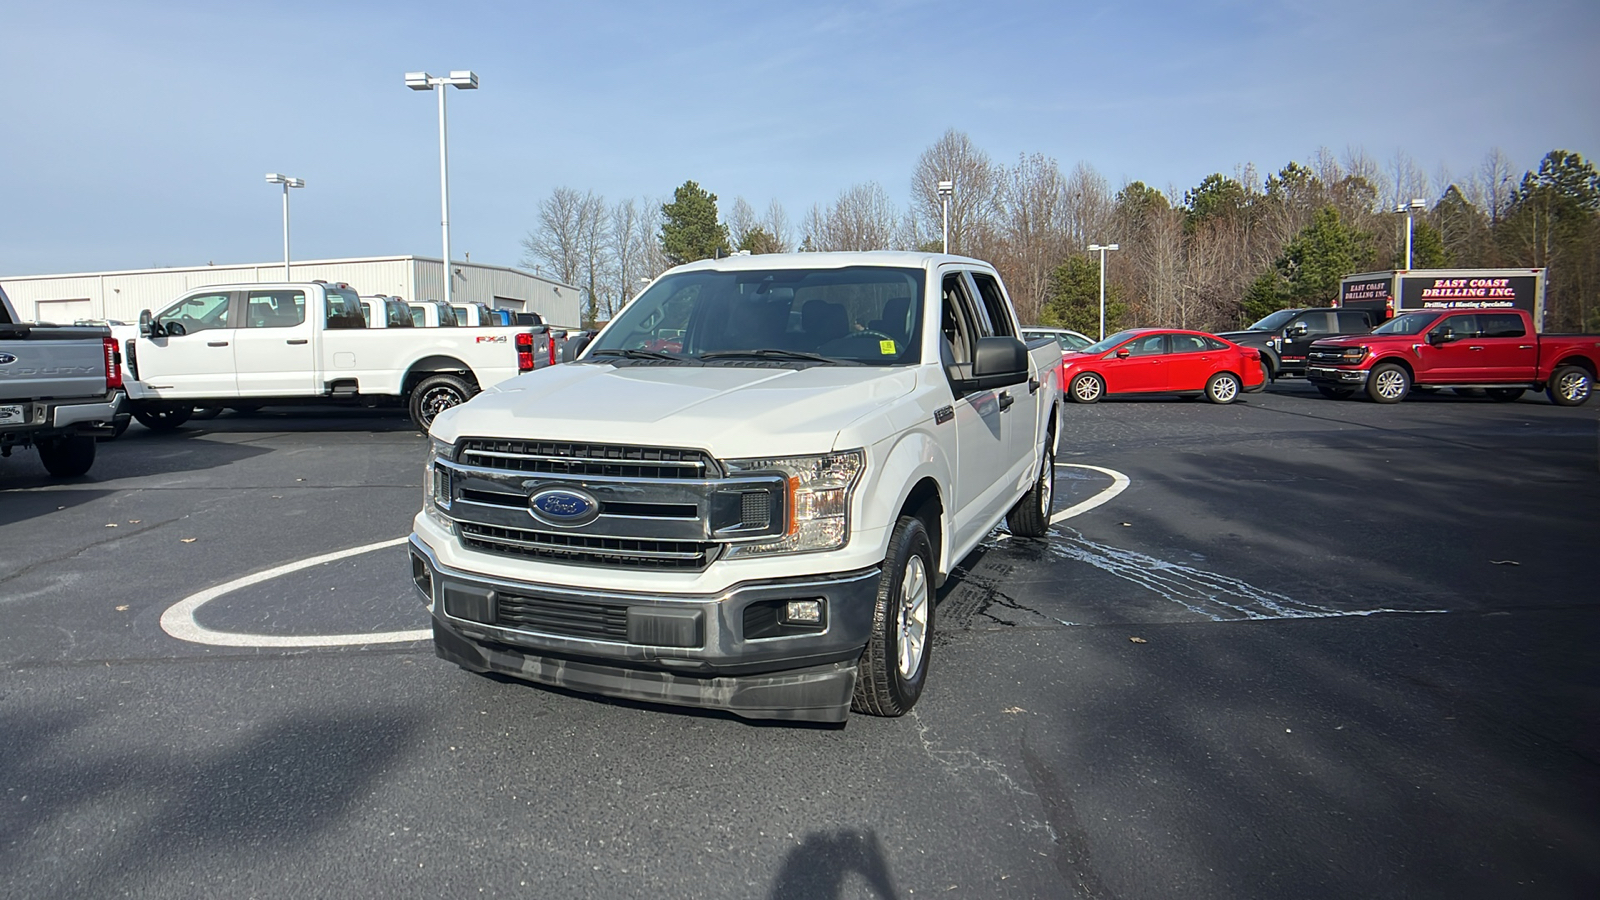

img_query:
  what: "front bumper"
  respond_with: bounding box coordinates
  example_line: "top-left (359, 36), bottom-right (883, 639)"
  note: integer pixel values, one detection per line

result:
top-left (1306, 365), bottom-right (1370, 386)
top-left (408, 534), bottom-right (882, 722)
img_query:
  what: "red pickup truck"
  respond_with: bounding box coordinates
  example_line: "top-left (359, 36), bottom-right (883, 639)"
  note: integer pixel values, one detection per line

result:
top-left (1304, 308), bottom-right (1597, 405)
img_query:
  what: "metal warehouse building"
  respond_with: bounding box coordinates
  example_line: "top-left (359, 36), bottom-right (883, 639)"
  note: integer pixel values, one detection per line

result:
top-left (0, 255), bottom-right (582, 327)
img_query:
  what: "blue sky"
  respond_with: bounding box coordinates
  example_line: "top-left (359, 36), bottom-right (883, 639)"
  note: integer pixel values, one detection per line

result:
top-left (3, 0), bottom-right (1596, 277)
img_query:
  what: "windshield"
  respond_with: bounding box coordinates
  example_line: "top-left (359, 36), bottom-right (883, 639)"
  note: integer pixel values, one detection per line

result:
top-left (1079, 330), bottom-right (1135, 355)
top-left (1246, 310), bottom-right (1298, 332)
top-left (1372, 312), bottom-right (1439, 335)
top-left (586, 266), bottom-right (925, 366)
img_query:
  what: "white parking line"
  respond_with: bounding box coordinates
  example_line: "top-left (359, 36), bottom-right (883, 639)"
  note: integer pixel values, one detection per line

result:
top-left (1050, 463), bottom-right (1130, 524)
top-left (159, 537), bottom-right (426, 648)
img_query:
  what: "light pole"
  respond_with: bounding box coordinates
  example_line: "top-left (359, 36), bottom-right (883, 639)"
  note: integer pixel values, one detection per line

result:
top-left (405, 70), bottom-right (479, 306)
top-left (264, 173), bottom-right (304, 281)
top-left (1087, 243), bottom-right (1119, 340)
top-left (937, 180), bottom-right (954, 253)
top-left (1396, 198), bottom-right (1426, 270)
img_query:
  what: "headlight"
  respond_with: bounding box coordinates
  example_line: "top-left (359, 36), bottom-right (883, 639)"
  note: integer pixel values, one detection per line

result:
top-left (1340, 346), bottom-right (1369, 362)
top-left (721, 449), bottom-right (864, 557)
top-left (423, 437), bottom-right (456, 531)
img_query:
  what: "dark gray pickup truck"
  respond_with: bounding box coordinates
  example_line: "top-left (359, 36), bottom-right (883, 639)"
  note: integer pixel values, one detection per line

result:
top-left (0, 286), bottom-right (125, 477)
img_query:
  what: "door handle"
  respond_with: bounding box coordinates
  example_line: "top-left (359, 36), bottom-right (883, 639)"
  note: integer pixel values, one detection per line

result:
top-left (1518, 345), bottom-right (1533, 350)
top-left (1468, 346), bottom-right (1484, 351)
top-left (1028, 377), bottom-right (1040, 394)
top-left (207, 341), bottom-right (229, 347)
top-left (998, 391), bottom-right (1015, 411)
top-left (287, 339), bottom-right (308, 345)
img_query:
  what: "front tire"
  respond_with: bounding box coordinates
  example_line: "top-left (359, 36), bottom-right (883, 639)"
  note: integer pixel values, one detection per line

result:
top-left (37, 434), bottom-right (96, 477)
top-left (131, 403), bottom-right (193, 431)
top-left (409, 373), bottom-right (476, 432)
top-left (1069, 373), bottom-right (1104, 404)
top-left (1006, 444), bottom-right (1055, 537)
top-left (1366, 363), bottom-right (1411, 404)
top-left (852, 515), bottom-right (935, 718)
top-left (1205, 372), bottom-right (1241, 404)
top-left (1546, 365), bottom-right (1593, 406)
top-left (1315, 385), bottom-right (1354, 400)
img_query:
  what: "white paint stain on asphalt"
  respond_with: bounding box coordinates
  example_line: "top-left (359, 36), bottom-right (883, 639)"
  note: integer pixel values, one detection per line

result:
top-left (160, 537), bottom-right (425, 647)
top-left (1043, 526), bottom-right (1447, 621)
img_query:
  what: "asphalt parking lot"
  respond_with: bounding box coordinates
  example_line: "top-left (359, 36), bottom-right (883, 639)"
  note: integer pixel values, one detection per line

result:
top-left (2, 382), bottom-right (1597, 899)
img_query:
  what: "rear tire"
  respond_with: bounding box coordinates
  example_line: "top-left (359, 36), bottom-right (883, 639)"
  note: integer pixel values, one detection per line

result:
top-left (131, 403), bottom-right (193, 431)
top-left (1069, 373), bottom-right (1104, 404)
top-left (1366, 363), bottom-right (1410, 404)
top-left (37, 434), bottom-right (96, 478)
top-left (852, 515), bottom-right (934, 717)
top-left (1006, 444), bottom-right (1055, 537)
top-left (1486, 388), bottom-right (1525, 402)
top-left (1546, 365), bottom-right (1592, 407)
top-left (1315, 385), bottom-right (1354, 400)
top-left (1205, 372), bottom-right (1241, 404)
top-left (409, 373), bottom-right (475, 432)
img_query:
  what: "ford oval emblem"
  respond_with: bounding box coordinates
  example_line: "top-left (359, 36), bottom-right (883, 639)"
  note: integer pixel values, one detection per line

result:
top-left (0, 353), bottom-right (16, 365)
top-left (529, 488), bottom-right (600, 527)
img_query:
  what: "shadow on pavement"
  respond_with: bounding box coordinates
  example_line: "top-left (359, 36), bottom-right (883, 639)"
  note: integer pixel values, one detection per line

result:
top-left (768, 828), bottom-right (900, 899)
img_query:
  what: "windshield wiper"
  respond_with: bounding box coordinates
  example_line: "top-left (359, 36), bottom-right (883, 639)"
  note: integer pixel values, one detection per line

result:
top-left (700, 349), bottom-right (859, 365)
top-left (590, 348), bottom-right (693, 362)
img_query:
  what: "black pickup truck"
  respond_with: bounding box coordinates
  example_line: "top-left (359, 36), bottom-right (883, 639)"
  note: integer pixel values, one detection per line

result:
top-left (1216, 308), bottom-right (1374, 379)
top-left (0, 286), bottom-right (125, 477)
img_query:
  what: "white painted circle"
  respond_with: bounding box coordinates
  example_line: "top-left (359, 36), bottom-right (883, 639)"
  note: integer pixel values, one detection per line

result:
top-left (159, 537), bottom-right (427, 648)
top-left (1050, 463), bottom-right (1130, 524)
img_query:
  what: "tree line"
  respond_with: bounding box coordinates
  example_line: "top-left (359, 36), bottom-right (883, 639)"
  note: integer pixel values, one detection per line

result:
top-left (521, 130), bottom-right (1600, 333)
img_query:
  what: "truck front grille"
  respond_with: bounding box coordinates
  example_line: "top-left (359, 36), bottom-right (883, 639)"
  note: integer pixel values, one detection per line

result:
top-left (459, 521), bottom-right (717, 571)
top-left (458, 439), bottom-right (716, 480)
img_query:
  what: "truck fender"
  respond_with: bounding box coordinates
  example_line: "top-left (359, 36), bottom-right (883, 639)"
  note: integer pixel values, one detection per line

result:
top-left (403, 356), bottom-right (477, 394)
top-left (857, 430), bottom-right (953, 581)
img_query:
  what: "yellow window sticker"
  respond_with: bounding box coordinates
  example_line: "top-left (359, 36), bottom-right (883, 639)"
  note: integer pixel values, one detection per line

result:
top-left (879, 339), bottom-right (897, 354)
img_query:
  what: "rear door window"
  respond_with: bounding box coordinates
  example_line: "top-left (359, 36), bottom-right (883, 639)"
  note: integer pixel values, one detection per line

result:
top-left (245, 290), bottom-right (307, 329)
top-left (1336, 311), bottom-right (1371, 332)
top-left (1479, 314), bottom-right (1526, 338)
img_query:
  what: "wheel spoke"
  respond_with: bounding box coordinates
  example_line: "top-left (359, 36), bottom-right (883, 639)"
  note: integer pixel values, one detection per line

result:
top-left (897, 555), bottom-right (929, 678)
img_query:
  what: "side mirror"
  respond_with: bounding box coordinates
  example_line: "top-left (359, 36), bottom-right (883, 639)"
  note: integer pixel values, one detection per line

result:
top-left (560, 333), bottom-right (593, 363)
top-left (1115, 348), bottom-right (1132, 359)
top-left (1286, 323), bottom-right (1309, 338)
top-left (138, 309), bottom-right (156, 337)
top-left (970, 336), bottom-right (1028, 391)
top-left (1429, 328), bottom-right (1455, 345)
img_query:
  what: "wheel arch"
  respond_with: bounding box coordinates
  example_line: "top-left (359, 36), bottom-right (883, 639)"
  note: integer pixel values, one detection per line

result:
top-left (403, 356), bottom-right (479, 396)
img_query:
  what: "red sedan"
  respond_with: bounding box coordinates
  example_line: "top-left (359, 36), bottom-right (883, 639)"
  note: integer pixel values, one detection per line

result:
top-left (1062, 329), bottom-right (1266, 404)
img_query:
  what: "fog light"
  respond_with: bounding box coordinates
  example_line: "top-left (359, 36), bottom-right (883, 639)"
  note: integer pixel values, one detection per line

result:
top-left (782, 599), bottom-right (823, 625)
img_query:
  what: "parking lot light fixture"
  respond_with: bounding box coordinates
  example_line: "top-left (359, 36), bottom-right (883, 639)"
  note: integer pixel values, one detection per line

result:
top-left (1087, 243), bottom-right (1119, 340)
top-left (937, 180), bottom-right (954, 254)
top-left (1396, 198), bottom-right (1426, 270)
top-left (405, 70), bottom-right (479, 306)
top-left (264, 173), bottom-right (305, 281)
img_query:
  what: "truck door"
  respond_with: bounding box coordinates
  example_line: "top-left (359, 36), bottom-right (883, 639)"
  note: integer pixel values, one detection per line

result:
top-left (1475, 313), bottom-right (1537, 381)
top-left (970, 271), bottom-right (1040, 492)
top-left (939, 271), bottom-right (1010, 551)
top-left (1282, 311), bottom-right (1335, 369)
top-left (135, 290), bottom-right (239, 398)
top-left (233, 288), bottom-right (317, 396)
top-left (1418, 314), bottom-right (1480, 381)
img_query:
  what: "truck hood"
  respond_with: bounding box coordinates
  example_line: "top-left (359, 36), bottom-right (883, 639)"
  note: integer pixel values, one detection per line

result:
top-left (1214, 330), bottom-right (1269, 344)
top-left (431, 362), bottom-right (923, 458)
top-left (1308, 334), bottom-right (1375, 348)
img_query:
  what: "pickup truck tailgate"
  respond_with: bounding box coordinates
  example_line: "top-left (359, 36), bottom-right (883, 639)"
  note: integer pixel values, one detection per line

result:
top-left (0, 325), bottom-right (111, 402)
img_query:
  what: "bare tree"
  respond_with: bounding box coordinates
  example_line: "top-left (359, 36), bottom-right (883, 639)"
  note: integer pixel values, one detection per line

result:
top-left (991, 153), bottom-right (1071, 324)
top-left (764, 199), bottom-right (793, 252)
top-left (806, 183), bottom-right (900, 251)
top-left (912, 129), bottom-right (997, 254)
top-left (520, 187), bottom-right (590, 285)
top-left (606, 198), bottom-right (650, 319)
top-left (726, 197), bottom-right (759, 249)
top-left (575, 193), bottom-right (609, 327)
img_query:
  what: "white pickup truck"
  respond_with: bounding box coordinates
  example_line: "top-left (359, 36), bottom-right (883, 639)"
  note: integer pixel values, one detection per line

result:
top-left (409, 252), bottom-right (1063, 723)
top-left (123, 281), bottom-right (543, 431)
top-left (1, 286), bottom-right (124, 476)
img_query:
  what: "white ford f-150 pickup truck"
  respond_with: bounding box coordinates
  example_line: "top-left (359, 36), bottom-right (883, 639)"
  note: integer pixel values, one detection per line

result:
top-left (409, 252), bottom-right (1063, 722)
top-left (121, 281), bottom-right (545, 431)
top-left (1, 286), bottom-right (125, 477)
